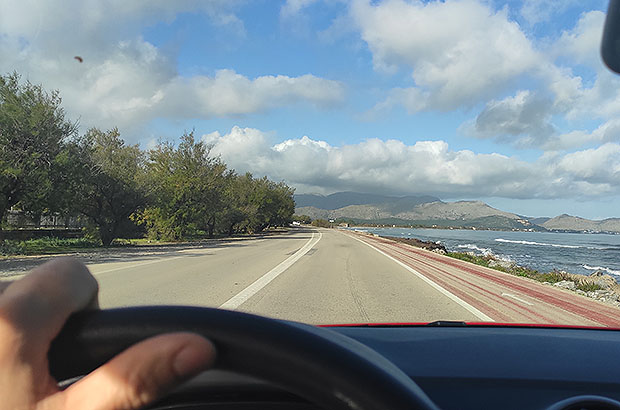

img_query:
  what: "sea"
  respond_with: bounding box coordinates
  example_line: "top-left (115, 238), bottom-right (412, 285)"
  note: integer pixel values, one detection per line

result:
top-left (347, 227), bottom-right (620, 279)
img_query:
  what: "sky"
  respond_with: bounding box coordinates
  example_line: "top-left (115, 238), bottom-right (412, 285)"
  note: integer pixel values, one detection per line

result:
top-left (1, 0), bottom-right (619, 219)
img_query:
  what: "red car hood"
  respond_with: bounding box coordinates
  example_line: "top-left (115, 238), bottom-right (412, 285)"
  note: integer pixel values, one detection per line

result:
top-left (318, 321), bottom-right (619, 330)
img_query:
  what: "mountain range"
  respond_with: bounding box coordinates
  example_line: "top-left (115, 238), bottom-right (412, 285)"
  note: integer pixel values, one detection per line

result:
top-left (294, 192), bottom-right (620, 233)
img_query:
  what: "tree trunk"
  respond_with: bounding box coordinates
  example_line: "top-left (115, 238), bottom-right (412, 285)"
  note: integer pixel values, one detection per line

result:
top-left (0, 205), bottom-right (7, 242)
top-left (207, 215), bottom-right (215, 238)
top-left (100, 226), bottom-right (114, 246)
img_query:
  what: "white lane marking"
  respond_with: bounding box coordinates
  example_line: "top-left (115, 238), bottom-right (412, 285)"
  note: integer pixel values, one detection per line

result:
top-left (342, 232), bottom-right (494, 322)
top-left (501, 292), bottom-right (534, 306)
top-left (219, 231), bottom-right (322, 310)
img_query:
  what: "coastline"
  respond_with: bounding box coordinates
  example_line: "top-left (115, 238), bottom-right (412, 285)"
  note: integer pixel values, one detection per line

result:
top-left (346, 222), bottom-right (620, 235)
top-left (365, 231), bottom-right (620, 308)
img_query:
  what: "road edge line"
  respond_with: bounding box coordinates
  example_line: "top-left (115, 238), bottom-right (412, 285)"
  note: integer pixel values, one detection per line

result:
top-left (342, 231), bottom-right (494, 322)
top-left (219, 230), bottom-right (322, 310)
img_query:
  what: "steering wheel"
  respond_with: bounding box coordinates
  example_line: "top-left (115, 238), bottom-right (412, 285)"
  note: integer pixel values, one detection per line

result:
top-left (49, 306), bottom-right (439, 410)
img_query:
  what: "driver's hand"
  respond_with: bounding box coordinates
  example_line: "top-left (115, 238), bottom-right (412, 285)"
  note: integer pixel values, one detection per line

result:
top-left (0, 257), bottom-right (216, 410)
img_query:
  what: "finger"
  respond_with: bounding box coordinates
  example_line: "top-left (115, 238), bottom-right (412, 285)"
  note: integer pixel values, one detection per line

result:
top-left (60, 333), bottom-right (216, 410)
top-left (0, 257), bottom-right (98, 348)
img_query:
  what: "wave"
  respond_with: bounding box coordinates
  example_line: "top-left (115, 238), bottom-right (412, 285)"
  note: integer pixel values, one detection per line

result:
top-left (582, 265), bottom-right (620, 276)
top-left (456, 244), bottom-right (493, 256)
top-left (495, 238), bottom-right (580, 249)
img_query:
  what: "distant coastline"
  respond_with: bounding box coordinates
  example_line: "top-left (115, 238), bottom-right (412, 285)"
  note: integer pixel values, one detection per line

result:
top-left (346, 222), bottom-right (620, 235)
top-left (345, 226), bottom-right (620, 279)
top-left (348, 228), bottom-right (620, 308)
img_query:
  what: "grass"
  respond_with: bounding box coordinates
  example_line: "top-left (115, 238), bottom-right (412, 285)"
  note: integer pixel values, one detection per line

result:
top-left (0, 237), bottom-right (101, 256)
top-left (445, 251), bottom-right (606, 291)
top-left (575, 279), bottom-right (606, 292)
top-left (0, 236), bottom-right (201, 256)
top-left (0, 230), bottom-right (255, 257)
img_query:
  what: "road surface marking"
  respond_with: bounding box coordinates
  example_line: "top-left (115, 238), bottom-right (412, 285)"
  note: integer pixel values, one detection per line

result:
top-left (219, 231), bottom-right (322, 310)
top-left (501, 292), bottom-right (534, 306)
top-left (343, 232), bottom-right (494, 322)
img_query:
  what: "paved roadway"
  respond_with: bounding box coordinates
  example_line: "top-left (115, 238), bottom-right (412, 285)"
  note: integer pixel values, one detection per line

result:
top-left (61, 227), bottom-right (620, 327)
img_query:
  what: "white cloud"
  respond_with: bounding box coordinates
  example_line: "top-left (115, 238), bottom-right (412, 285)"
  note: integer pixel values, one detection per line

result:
top-left (463, 90), bottom-right (556, 148)
top-left (555, 144), bottom-right (620, 195)
top-left (0, 0), bottom-right (343, 133)
top-left (354, 1), bottom-right (619, 152)
top-left (281, 0), bottom-right (320, 17)
top-left (554, 10), bottom-right (605, 66)
top-left (204, 126), bottom-right (620, 200)
top-left (0, 0), bottom-right (245, 53)
top-left (351, 0), bottom-right (539, 111)
top-left (453, 8), bottom-right (620, 151)
top-left (545, 119), bottom-right (620, 150)
top-left (519, 0), bottom-right (587, 26)
top-left (164, 70), bottom-right (344, 118)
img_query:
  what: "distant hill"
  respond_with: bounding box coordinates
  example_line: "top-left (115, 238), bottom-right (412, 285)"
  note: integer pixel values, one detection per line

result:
top-left (529, 217), bottom-right (551, 225)
top-left (542, 214), bottom-right (620, 233)
top-left (295, 193), bottom-right (539, 231)
top-left (294, 192), bottom-right (439, 210)
top-left (294, 192), bottom-right (620, 232)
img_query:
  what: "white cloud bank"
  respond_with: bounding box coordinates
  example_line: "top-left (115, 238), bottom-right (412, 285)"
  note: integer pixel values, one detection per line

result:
top-left (0, 0), bottom-right (344, 132)
top-left (204, 126), bottom-right (620, 200)
top-left (351, 0), bottom-right (539, 112)
top-left (349, 1), bottom-right (619, 150)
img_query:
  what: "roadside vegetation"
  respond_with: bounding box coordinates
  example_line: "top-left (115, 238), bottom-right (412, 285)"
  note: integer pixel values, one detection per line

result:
top-left (0, 72), bottom-right (295, 254)
top-left (445, 251), bottom-right (606, 292)
top-left (311, 219), bottom-right (331, 228)
top-left (0, 237), bottom-right (100, 257)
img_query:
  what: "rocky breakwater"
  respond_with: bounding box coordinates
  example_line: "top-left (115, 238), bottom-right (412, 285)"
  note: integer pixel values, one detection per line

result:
top-left (548, 270), bottom-right (620, 307)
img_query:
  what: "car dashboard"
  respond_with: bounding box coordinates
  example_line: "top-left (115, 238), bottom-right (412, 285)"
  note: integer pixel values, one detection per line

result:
top-left (150, 325), bottom-right (620, 410)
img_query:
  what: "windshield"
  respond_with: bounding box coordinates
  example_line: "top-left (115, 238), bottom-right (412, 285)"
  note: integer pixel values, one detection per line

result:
top-left (1, 0), bottom-right (619, 328)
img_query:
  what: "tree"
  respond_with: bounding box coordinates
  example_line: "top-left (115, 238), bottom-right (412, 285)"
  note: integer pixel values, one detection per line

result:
top-left (215, 172), bottom-right (252, 236)
top-left (311, 219), bottom-right (331, 228)
top-left (70, 128), bottom-right (147, 245)
top-left (293, 214), bottom-right (312, 224)
top-left (0, 72), bottom-right (77, 233)
top-left (141, 132), bottom-right (230, 240)
top-left (243, 176), bottom-right (295, 234)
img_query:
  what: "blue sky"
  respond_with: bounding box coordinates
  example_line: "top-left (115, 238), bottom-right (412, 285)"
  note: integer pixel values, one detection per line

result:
top-left (1, 0), bottom-right (619, 219)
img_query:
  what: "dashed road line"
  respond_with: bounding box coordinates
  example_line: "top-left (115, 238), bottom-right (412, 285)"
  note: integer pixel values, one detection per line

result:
top-left (219, 231), bottom-right (322, 310)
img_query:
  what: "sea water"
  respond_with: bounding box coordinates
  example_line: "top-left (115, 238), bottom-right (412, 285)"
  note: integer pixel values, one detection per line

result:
top-left (348, 227), bottom-right (620, 278)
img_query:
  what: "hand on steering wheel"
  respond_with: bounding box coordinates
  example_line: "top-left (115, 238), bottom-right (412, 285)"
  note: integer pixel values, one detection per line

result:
top-left (0, 258), bottom-right (215, 410)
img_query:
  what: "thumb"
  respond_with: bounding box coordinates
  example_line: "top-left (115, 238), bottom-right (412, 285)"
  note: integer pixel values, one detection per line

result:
top-left (58, 333), bottom-right (216, 410)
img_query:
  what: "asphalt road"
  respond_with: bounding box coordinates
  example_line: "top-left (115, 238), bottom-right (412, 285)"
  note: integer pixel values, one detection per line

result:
top-left (3, 227), bottom-right (619, 326)
top-left (92, 227), bottom-right (481, 323)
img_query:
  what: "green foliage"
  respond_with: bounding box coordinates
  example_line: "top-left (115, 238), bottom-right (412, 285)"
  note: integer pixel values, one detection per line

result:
top-left (576, 279), bottom-right (606, 292)
top-left (138, 133), bottom-right (295, 241)
top-left (0, 72), bottom-right (77, 226)
top-left (1, 73), bottom-right (296, 246)
top-left (293, 214), bottom-right (312, 224)
top-left (139, 132), bottom-right (230, 240)
top-left (0, 237), bottom-right (99, 256)
top-left (68, 128), bottom-right (147, 245)
top-left (445, 251), bottom-right (488, 266)
top-left (242, 176), bottom-right (295, 234)
top-left (311, 219), bottom-right (331, 228)
top-left (445, 251), bottom-right (606, 292)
